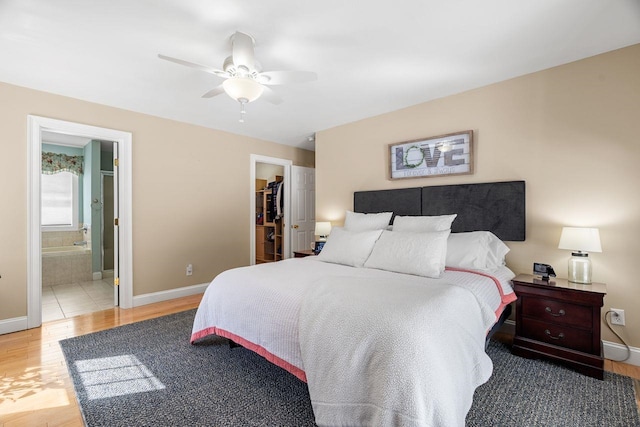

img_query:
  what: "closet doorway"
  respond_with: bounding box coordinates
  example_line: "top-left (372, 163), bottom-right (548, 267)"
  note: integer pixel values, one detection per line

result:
top-left (249, 155), bottom-right (291, 265)
top-left (255, 163), bottom-right (285, 263)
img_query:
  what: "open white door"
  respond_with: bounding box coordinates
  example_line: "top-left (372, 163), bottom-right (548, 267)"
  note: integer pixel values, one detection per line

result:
top-left (290, 166), bottom-right (315, 253)
top-left (113, 142), bottom-right (120, 306)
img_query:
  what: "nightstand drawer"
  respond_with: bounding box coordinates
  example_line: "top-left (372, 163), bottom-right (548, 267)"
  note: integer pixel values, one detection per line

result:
top-left (521, 296), bottom-right (592, 329)
top-left (521, 318), bottom-right (593, 353)
top-left (511, 274), bottom-right (606, 379)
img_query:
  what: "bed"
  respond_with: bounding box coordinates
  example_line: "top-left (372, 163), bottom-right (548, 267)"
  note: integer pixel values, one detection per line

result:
top-left (192, 180), bottom-right (525, 426)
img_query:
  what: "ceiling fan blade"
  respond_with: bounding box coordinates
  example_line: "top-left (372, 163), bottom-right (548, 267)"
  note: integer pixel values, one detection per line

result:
top-left (259, 71), bottom-right (317, 85)
top-left (260, 86), bottom-right (283, 105)
top-left (201, 85), bottom-right (226, 98)
top-left (232, 31), bottom-right (256, 72)
top-left (158, 54), bottom-right (228, 78)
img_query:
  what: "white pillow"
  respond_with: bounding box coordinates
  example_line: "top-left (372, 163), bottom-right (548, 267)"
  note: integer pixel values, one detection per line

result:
top-left (446, 231), bottom-right (510, 271)
top-left (392, 214), bottom-right (457, 232)
top-left (486, 233), bottom-right (510, 268)
top-left (317, 227), bottom-right (383, 267)
top-left (344, 211), bottom-right (393, 231)
top-left (364, 230), bottom-right (450, 278)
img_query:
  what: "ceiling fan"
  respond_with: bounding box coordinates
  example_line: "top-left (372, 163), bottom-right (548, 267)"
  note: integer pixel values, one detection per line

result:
top-left (159, 31), bottom-right (317, 122)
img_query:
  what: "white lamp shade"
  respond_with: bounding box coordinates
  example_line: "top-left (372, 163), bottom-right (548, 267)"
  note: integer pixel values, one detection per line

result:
top-left (222, 77), bottom-right (264, 102)
top-left (558, 227), bottom-right (602, 253)
top-left (314, 222), bottom-right (332, 237)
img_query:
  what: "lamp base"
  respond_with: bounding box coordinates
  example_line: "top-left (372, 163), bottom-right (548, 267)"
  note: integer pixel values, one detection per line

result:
top-left (568, 252), bottom-right (592, 284)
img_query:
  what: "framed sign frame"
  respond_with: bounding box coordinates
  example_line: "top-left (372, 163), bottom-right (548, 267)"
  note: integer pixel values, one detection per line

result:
top-left (388, 130), bottom-right (473, 180)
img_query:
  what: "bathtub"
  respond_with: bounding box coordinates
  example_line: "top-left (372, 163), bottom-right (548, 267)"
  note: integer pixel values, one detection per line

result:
top-left (43, 246), bottom-right (91, 254)
top-left (42, 245), bottom-right (92, 287)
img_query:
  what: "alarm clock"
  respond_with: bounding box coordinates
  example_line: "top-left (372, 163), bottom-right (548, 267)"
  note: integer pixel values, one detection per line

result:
top-left (533, 262), bottom-right (556, 280)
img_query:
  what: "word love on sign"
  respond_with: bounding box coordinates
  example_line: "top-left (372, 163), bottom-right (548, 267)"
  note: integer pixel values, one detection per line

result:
top-left (389, 130), bottom-right (473, 180)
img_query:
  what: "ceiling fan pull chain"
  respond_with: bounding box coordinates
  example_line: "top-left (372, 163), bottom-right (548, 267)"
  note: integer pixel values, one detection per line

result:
top-left (239, 100), bottom-right (247, 123)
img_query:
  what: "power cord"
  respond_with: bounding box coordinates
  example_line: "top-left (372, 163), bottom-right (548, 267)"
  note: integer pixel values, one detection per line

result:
top-left (604, 310), bottom-right (631, 362)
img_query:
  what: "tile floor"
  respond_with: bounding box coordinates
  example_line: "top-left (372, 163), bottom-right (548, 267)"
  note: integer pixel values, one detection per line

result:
top-left (42, 279), bottom-right (115, 322)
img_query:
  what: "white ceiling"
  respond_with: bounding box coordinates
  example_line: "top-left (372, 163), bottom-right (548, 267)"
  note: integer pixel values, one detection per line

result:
top-left (41, 130), bottom-right (114, 152)
top-left (41, 131), bottom-right (91, 147)
top-left (2, 1), bottom-right (639, 151)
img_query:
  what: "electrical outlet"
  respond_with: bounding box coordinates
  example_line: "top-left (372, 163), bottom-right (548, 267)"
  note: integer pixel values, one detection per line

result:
top-left (611, 308), bottom-right (625, 326)
top-left (186, 264), bottom-right (193, 276)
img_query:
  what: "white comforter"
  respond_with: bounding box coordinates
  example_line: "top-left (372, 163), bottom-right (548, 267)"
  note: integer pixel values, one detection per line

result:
top-left (191, 258), bottom-right (515, 426)
top-left (300, 276), bottom-right (495, 426)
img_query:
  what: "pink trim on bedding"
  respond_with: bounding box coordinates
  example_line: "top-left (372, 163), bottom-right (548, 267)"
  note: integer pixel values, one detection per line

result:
top-left (191, 327), bottom-right (308, 383)
top-left (192, 269), bottom-right (514, 379)
top-left (444, 267), bottom-right (517, 318)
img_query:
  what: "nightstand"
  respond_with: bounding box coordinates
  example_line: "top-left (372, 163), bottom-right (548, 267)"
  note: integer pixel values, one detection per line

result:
top-left (293, 250), bottom-right (317, 258)
top-left (511, 274), bottom-right (606, 379)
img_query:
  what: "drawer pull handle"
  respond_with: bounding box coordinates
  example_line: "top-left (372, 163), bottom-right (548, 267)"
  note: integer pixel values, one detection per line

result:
top-left (544, 329), bottom-right (564, 340)
top-left (545, 307), bottom-right (565, 317)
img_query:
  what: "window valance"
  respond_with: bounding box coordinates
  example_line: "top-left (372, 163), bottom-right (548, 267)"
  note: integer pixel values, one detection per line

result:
top-left (42, 152), bottom-right (84, 175)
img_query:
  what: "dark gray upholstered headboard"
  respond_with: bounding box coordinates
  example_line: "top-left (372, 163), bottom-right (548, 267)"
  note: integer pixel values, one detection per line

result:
top-left (354, 181), bottom-right (525, 241)
top-left (353, 187), bottom-right (422, 217)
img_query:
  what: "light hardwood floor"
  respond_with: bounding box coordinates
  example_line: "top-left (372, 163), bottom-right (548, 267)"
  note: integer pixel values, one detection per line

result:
top-left (1, 294), bottom-right (638, 426)
top-left (0, 294), bottom-right (202, 426)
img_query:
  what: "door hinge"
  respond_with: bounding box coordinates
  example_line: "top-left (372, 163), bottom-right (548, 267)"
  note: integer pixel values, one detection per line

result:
top-left (114, 277), bottom-right (120, 286)
top-left (114, 158), bottom-right (119, 167)
top-left (114, 218), bottom-right (119, 226)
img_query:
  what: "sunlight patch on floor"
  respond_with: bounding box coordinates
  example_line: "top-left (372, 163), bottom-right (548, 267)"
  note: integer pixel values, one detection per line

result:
top-left (0, 386), bottom-right (71, 415)
top-left (75, 354), bottom-right (165, 400)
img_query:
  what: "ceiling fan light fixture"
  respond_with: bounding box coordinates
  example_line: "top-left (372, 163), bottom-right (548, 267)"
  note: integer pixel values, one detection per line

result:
top-left (159, 30), bottom-right (314, 119)
top-left (222, 77), bottom-right (264, 103)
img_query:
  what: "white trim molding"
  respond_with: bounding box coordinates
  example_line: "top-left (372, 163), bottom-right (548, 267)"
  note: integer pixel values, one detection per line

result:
top-left (132, 283), bottom-right (208, 307)
top-left (27, 116), bottom-right (134, 332)
top-left (603, 340), bottom-right (640, 367)
top-left (0, 317), bottom-right (28, 336)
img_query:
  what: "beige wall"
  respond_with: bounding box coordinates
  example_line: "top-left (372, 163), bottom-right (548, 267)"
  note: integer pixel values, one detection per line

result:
top-left (0, 82), bottom-right (314, 321)
top-left (316, 44), bottom-right (640, 347)
top-left (256, 163), bottom-right (285, 183)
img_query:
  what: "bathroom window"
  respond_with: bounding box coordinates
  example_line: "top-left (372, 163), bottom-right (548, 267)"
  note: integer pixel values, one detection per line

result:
top-left (42, 171), bottom-right (79, 231)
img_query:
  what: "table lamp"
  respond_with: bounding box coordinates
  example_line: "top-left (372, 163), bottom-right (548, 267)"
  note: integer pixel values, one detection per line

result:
top-left (314, 222), bottom-right (332, 241)
top-left (558, 227), bottom-right (602, 284)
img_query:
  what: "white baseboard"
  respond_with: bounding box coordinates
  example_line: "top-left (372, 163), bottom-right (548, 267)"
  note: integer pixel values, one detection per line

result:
top-left (93, 272), bottom-right (102, 280)
top-left (0, 316), bottom-right (28, 336)
top-left (1, 283), bottom-right (207, 336)
top-left (603, 340), bottom-right (640, 366)
top-left (133, 282), bottom-right (208, 307)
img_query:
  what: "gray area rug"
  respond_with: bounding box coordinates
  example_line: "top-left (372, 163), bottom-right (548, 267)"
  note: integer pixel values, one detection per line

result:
top-left (60, 309), bottom-right (640, 426)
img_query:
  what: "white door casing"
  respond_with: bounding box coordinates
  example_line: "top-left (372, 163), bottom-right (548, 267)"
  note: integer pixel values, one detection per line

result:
top-left (27, 116), bottom-right (133, 330)
top-left (290, 166), bottom-right (316, 253)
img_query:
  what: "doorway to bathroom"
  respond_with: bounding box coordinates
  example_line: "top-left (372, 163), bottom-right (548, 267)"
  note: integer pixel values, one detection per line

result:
top-left (27, 116), bottom-right (133, 330)
top-left (40, 134), bottom-right (116, 321)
